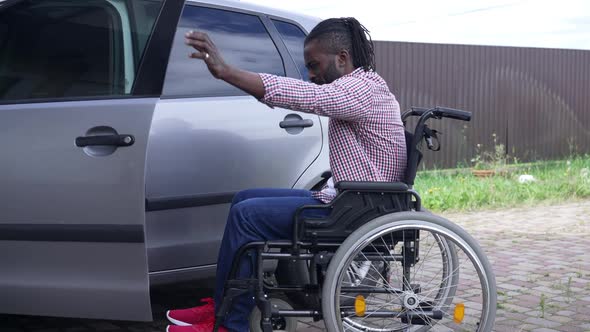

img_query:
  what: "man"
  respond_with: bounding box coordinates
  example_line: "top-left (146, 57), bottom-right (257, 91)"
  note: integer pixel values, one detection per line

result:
top-left (166, 17), bottom-right (407, 332)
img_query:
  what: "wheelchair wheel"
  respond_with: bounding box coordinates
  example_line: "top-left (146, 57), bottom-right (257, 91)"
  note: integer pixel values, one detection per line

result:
top-left (249, 298), bottom-right (297, 332)
top-left (322, 211), bottom-right (496, 332)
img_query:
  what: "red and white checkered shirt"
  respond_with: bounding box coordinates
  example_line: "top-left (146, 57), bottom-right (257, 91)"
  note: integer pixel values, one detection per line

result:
top-left (259, 68), bottom-right (407, 203)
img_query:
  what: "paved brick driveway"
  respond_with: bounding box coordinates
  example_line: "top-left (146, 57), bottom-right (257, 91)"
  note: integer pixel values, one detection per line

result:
top-left (1, 200), bottom-right (589, 331)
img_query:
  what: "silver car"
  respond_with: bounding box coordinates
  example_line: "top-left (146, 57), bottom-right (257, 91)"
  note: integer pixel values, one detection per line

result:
top-left (0, 0), bottom-right (326, 321)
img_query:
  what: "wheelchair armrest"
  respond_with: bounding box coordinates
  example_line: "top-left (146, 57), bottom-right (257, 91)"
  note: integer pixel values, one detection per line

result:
top-left (335, 181), bottom-right (409, 192)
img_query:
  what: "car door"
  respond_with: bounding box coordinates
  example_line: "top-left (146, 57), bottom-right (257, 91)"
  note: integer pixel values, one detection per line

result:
top-left (0, 0), bottom-right (181, 321)
top-left (144, 3), bottom-right (323, 278)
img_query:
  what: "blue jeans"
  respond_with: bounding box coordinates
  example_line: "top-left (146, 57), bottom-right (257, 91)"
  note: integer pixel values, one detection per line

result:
top-left (214, 188), bottom-right (326, 332)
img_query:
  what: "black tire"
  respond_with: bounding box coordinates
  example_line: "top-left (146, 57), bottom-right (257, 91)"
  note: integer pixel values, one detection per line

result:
top-left (248, 298), bottom-right (297, 332)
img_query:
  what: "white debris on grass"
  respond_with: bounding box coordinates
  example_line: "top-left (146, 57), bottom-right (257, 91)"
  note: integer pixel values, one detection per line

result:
top-left (518, 174), bottom-right (536, 184)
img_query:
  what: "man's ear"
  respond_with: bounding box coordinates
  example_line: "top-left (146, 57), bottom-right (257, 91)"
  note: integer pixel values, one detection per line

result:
top-left (337, 50), bottom-right (350, 68)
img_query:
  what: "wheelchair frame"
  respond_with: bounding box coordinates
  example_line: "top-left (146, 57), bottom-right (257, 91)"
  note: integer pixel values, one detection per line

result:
top-left (213, 107), bottom-right (494, 332)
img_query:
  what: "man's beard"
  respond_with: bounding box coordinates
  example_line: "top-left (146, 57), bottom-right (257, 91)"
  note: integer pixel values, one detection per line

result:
top-left (316, 60), bottom-right (341, 85)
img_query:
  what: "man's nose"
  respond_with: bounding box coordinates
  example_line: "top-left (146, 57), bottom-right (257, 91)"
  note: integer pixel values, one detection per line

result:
top-left (307, 70), bottom-right (316, 82)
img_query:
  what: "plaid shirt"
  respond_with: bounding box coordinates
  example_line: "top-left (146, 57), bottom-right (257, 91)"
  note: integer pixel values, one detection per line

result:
top-left (259, 68), bottom-right (406, 203)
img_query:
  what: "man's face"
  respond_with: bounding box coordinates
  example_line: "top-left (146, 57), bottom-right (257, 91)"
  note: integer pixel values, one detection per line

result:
top-left (304, 39), bottom-right (343, 85)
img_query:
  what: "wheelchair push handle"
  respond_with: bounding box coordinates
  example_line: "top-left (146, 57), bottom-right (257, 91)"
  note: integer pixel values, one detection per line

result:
top-left (402, 106), bottom-right (472, 122)
top-left (436, 106), bottom-right (471, 121)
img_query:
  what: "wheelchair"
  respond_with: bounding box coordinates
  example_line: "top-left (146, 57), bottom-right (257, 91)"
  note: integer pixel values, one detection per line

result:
top-left (214, 107), bottom-right (497, 332)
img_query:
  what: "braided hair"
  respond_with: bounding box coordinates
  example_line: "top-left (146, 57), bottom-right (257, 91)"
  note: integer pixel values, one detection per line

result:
top-left (304, 17), bottom-right (376, 71)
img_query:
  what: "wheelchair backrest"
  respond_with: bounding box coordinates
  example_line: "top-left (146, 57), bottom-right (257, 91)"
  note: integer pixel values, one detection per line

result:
top-left (403, 129), bottom-right (423, 187)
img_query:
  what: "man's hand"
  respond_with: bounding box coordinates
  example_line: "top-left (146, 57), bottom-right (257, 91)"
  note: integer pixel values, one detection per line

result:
top-left (185, 31), bottom-right (229, 80)
top-left (184, 30), bottom-right (265, 99)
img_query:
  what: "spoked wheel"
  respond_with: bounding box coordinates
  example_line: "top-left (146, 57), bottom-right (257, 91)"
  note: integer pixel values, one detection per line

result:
top-left (322, 211), bottom-right (496, 332)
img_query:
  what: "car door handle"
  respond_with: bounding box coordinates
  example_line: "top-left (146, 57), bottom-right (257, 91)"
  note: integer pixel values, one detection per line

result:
top-left (279, 119), bottom-right (314, 128)
top-left (75, 134), bottom-right (135, 147)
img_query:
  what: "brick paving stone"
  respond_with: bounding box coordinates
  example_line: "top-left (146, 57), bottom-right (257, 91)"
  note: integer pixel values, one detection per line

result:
top-left (506, 290), bottom-right (522, 296)
top-left (515, 323), bottom-right (542, 331)
top-left (524, 310), bottom-right (541, 317)
top-left (501, 311), bottom-right (529, 320)
top-left (499, 283), bottom-right (527, 292)
top-left (575, 305), bottom-right (590, 316)
top-left (517, 294), bottom-right (544, 306)
top-left (524, 316), bottom-right (566, 328)
top-left (546, 315), bottom-right (573, 324)
top-left (532, 286), bottom-right (564, 295)
top-left (555, 326), bottom-right (585, 332)
top-left (555, 310), bottom-right (576, 316)
top-left (296, 322), bottom-right (323, 331)
top-left (502, 303), bottom-right (532, 313)
top-left (495, 318), bottom-right (522, 326)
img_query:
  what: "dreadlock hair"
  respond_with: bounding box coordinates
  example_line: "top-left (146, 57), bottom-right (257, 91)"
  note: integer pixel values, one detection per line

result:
top-left (304, 17), bottom-right (376, 72)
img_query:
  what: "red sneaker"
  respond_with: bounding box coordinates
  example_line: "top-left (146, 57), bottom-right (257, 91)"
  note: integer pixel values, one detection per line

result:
top-left (166, 321), bottom-right (228, 332)
top-left (166, 297), bottom-right (215, 326)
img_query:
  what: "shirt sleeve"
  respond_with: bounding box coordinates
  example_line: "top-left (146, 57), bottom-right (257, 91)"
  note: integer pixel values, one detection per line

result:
top-left (258, 73), bottom-right (373, 121)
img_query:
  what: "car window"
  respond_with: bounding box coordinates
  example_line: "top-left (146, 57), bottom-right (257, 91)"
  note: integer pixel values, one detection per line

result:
top-left (130, 0), bottom-right (163, 67)
top-left (163, 6), bottom-right (285, 98)
top-left (0, 0), bottom-right (162, 102)
top-left (272, 20), bottom-right (308, 81)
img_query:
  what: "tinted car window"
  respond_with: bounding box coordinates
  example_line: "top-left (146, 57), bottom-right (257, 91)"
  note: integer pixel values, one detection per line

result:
top-left (163, 6), bottom-right (285, 97)
top-left (131, 0), bottom-right (164, 67)
top-left (272, 20), bottom-right (308, 81)
top-left (0, 0), bottom-right (162, 102)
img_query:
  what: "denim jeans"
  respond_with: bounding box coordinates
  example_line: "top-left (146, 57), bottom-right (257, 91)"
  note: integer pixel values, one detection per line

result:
top-left (213, 188), bottom-right (327, 331)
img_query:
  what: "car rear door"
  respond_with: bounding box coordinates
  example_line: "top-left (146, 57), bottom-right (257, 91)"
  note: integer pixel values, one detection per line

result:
top-left (0, 0), bottom-right (183, 321)
top-left (144, 3), bottom-right (324, 277)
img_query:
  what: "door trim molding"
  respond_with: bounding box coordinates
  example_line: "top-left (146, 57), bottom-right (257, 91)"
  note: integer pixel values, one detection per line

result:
top-left (145, 192), bottom-right (236, 212)
top-left (0, 224), bottom-right (144, 243)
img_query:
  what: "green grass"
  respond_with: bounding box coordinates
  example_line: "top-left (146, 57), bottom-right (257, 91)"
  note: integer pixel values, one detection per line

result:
top-left (414, 155), bottom-right (590, 212)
